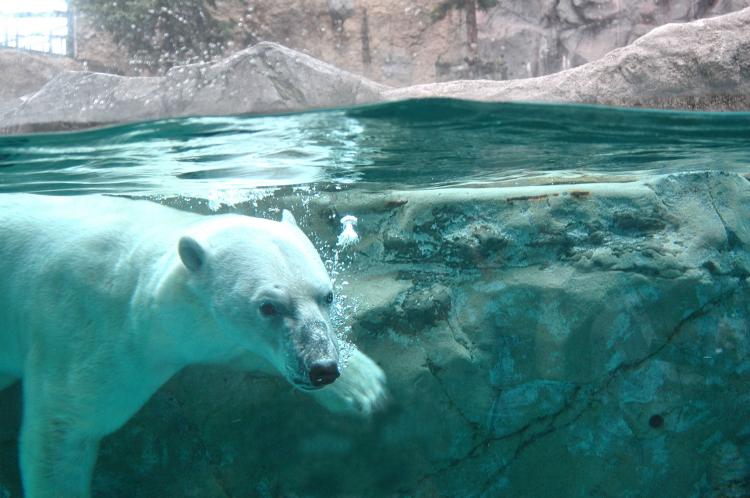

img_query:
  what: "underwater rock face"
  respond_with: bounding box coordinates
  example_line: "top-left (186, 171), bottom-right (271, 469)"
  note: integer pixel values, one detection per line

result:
top-left (1, 170), bottom-right (744, 497)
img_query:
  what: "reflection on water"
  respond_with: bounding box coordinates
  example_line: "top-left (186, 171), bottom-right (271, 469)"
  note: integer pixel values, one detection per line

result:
top-left (0, 99), bottom-right (748, 201)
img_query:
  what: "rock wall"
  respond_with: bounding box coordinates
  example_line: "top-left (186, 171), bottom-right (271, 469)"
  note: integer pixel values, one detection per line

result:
top-left (75, 0), bottom-right (750, 86)
top-left (111, 171), bottom-right (750, 496)
top-left (2, 171), bottom-right (747, 497)
top-left (3, 8), bottom-right (749, 134)
top-left (0, 49), bottom-right (81, 103)
top-left (0, 43), bottom-right (386, 134)
top-left (386, 7), bottom-right (750, 110)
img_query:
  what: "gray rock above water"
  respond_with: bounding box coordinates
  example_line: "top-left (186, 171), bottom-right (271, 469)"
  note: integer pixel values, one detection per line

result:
top-left (386, 7), bottom-right (750, 110)
top-left (0, 49), bottom-right (82, 103)
top-left (0, 42), bottom-right (387, 134)
top-left (1, 8), bottom-right (750, 134)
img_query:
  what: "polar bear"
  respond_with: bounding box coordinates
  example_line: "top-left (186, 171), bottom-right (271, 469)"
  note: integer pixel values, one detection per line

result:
top-left (0, 194), bottom-right (386, 498)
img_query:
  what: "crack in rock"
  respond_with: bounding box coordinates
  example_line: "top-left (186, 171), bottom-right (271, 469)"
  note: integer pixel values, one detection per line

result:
top-left (408, 281), bottom-right (744, 493)
top-left (423, 357), bottom-right (478, 433)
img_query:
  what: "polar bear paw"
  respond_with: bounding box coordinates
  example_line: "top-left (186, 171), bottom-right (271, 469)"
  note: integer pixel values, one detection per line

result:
top-left (311, 347), bottom-right (387, 417)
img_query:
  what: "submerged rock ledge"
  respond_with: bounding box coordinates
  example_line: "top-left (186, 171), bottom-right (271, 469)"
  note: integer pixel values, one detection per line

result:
top-left (86, 171), bottom-right (750, 497)
top-left (2, 171), bottom-right (748, 496)
top-left (1, 8), bottom-right (749, 134)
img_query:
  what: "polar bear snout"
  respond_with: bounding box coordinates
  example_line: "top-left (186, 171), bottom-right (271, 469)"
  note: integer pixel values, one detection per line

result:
top-left (309, 359), bottom-right (340, 387)
top-left (289, 318), bottom-right (341, 389)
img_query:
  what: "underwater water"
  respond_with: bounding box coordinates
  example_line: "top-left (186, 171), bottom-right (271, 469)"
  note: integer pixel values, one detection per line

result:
top-left (0, 98), bottom-right (749, 497)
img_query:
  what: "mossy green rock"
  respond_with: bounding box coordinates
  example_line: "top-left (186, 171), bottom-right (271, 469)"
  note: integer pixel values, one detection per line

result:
top-left (0, 171), bottom-right (748, 497)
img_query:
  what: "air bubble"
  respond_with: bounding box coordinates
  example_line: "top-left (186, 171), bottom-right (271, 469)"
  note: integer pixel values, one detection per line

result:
top-left (337, 215), bottom-right (359, 248)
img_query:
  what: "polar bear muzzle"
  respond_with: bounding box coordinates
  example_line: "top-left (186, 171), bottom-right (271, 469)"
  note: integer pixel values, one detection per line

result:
top-left (289, 319), bottom-right (340, 389)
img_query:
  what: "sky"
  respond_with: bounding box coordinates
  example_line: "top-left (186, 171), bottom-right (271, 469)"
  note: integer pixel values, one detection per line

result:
top-left (0, 1), bottom-right (68, 14)
top-left (0, 1), bottom-right (69, 54)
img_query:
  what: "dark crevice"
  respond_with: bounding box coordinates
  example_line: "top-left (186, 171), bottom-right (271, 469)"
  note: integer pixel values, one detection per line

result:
top-left (603, 283), bottom-right (741, 381)
top-left (706, 178), bottom-right (743, 251)
top-left (423, 357), bottom-right (479, 433)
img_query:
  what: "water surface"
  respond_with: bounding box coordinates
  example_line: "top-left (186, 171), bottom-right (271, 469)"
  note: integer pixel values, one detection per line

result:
top-left (1, 99), bottom-right (748, 203)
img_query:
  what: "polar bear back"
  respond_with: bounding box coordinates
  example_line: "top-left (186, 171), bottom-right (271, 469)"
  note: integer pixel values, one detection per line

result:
top-left (0, 194), bottom-right (333, 388)
top-left (0, 194), bottom-right (200, 377)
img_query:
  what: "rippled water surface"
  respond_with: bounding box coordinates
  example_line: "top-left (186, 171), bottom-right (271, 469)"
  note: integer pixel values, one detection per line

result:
top-left (1, 98), bottom-right (750, 498)
top-left (0, 98), bottom-right (748, 200)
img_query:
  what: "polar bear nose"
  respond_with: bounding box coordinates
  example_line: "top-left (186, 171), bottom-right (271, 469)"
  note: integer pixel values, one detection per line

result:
top-left (309, 360), bottom-right (340, 387)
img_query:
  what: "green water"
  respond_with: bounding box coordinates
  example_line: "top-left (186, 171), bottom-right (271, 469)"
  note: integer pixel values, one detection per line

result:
top-left (1, 99), bottom-right (748, 199)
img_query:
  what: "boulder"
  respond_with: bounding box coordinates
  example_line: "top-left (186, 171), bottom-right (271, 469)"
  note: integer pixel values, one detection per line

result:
top-left (2, 9), bottom-right (750, 135)
top-left (1, 9), bottom-right (749, 134)
top-left (0, 42), bottom-right (387, 134)
top-left (0, 48), bottom-right (82, 102)
top-left (101, 171), bottom-right (750, 496)
top-left (386, 7), bottom-right (750, 110)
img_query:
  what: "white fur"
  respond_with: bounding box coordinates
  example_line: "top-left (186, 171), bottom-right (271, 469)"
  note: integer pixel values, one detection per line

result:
top-left (0, 194), bottom-right (386, 498)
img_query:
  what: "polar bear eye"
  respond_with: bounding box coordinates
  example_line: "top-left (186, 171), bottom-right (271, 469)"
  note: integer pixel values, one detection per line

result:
top-left (325, 292), bottom-right (334, 305)
top-left (259, 303), bottom-right (277, 317)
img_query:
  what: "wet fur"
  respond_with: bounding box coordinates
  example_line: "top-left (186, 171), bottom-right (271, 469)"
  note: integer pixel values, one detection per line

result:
top-left (0, 194), bottom-right (386, 498)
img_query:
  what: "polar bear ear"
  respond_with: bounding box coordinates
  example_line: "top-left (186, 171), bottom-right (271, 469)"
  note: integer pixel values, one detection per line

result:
top-left (178, 236), bottom-right (206, 272)
top-left (281, 209), bottom-right (298, 227)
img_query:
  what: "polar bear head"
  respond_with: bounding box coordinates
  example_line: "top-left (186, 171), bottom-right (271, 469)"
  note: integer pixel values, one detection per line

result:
top-left (176, 210), bottom-right (340, 390)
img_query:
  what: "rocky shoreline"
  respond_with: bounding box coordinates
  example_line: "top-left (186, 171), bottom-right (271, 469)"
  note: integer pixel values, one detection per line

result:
top-left (384, 7), bottom-right (750, 110)
top-left (1, 8), bottom-right (749, 135)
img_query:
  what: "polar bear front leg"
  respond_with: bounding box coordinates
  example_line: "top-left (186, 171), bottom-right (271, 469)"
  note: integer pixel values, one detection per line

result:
top-left (20, 379), bottom-right (101, 498)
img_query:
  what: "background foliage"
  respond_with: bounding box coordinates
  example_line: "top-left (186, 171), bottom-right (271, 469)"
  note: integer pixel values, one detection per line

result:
top-left (74, 0), bottom-right (232, 73)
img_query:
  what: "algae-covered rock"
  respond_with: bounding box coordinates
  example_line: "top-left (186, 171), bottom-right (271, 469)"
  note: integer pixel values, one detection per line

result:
top-left (0, 171), bottom-right (747, 497)
top-left (100, 172), bottom-right (750, 495)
